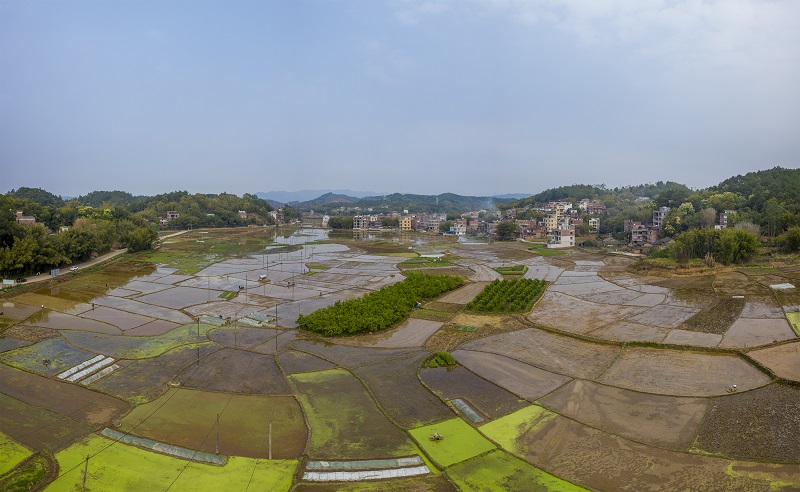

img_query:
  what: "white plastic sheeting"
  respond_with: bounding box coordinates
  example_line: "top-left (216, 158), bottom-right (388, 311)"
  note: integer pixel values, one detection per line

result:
top-left (303, 465), bottom-right (430, 482)
top-left (56, 355), bottom-right (105, 379)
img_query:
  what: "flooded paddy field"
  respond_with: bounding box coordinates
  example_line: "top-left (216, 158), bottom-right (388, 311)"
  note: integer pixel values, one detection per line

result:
top-left (1, 227), bottom-right (798, 491)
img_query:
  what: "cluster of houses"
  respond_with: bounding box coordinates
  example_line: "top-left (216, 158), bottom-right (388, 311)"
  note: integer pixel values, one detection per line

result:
top-left (350, 198), bottom-right (609, 249)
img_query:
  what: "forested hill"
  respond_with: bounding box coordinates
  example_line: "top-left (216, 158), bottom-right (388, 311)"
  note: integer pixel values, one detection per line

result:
top-left (710, 167), bottom-right (800, 209)
top-left (296, 192), bottom-right (514, 214)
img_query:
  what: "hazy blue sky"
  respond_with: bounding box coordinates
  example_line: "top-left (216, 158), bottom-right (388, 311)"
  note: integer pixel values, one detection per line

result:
top-left (2, 0), bottom-right (798, 197)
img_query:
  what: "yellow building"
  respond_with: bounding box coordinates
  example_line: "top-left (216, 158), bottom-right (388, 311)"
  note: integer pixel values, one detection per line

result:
top-left (400, 216), bottom-right (412, 231)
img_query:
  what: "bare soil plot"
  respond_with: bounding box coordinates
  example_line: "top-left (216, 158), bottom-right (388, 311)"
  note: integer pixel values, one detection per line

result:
top-left (0, 393), bottom-right (93, 452)
top-left (539, 379), bottom-right (707, 450)
top-left (0, 337), bottom-right (97, 377)
top-left (251, 330), bottom-right (296, 354)
top-left (80, 306), bottom-right (154, 331)
top-left (0, 324), bottom-right (57, 343)
top-left (424, 313), bottom-right (532, 352)
top-left (22, 310), bottom-right (120, 334)
top-left (740, 296), bottom-right (786, 318)
top-left (598, 348), bottom-right (771, 397)
top-left (291, 339), bottom-right (416, 368)
top-left (713, 271), bottom-right (772, 296)
top-left (119, 389), bottom-right (307, 459)
top-left (677, 297), bottom-right (745, 335)
top-left (339, 319), bottom-right (444, 348)
top-left (452, 350), bottom-right (571, 401)
top-left (420, 366), bottom-right (528, 420)
top-left (93, 296), bottom-right (193, 324)
top-left (488, 407), bottom-right (800, 491)
top-left (775, 288), bottom-right (800, 312)
top-left (747, 341), bottom-right (800, 381)
top-left (461, 328), bottom-right (620, 379)
top-left (662, 329), bottom-right (722, 347)
top-left (175, 348), bottom-right (291, 394)
top-left (91, 342), bottom-right (222, 404)
top-left (0, 363), bottom-right (130, 426)
top-left (530, 291), bottom-right (645, 334)
top-left (719, 318), bottom-right (796, 348)
top-left (15, 292), bottom-right (92, 315)
top-left (627, 304), bottom-right (699, 329)
top-left (136, 286), bottom-right (224, 309)
top-left (694, 383), bottom-right (800, 462)
top-left (289, 369), bottom-right (419, 460)
top-left (353, 352), bottom-right (453, 428)
top-left (437, 282), bottom-right (489, 304)
top-left (276, 349), bottom-right (336, 374)
top-left (587, 321), bottom-right (669, 343)
top-left (123, 319), bottom-right (179, 336)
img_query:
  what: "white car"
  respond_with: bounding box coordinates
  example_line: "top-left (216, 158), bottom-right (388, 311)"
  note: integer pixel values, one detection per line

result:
top-left (70, 266), bottom-right (78, 271)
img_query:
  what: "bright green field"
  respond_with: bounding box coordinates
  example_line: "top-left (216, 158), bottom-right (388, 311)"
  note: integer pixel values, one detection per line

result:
top-left (0, 431), bottom-right (32, 475)
top-left (479, 405), bottom-right (558, 457)
top-left (528, 244), bottom-right (566, 256)
top-left (46, 435), bottom-right (297, 492)
top-left (447, 449), bottom-right (587, 491)
top-left (408, 418), bottom-right (495, 468)
top-left (61, 322), bottom-right (217, 359)
top-left (787, 312), bottom-right (800, 336)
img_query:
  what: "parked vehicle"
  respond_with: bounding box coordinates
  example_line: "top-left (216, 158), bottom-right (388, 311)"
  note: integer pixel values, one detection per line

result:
top-left (70, 266), bottom-right (79, 271)
top-left (16, 278), bottom-right (27, 283)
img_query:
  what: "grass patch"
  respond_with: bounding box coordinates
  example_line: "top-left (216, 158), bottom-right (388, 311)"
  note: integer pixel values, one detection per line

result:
top-left (457, 326), bottom-right (478, 332)
top-left (0, 432), bottom-right (32, 475)
top-left (528, 244), bottom-right (566, 256)
top-left (61, 323), bottom-right (217, 359)
top-left (494, 264), bottom-right (528, 276)
top-left (408, 418), bottom-right (495, 468)
top-left (379, 252), bottom-right (419, 258)
top-left (398, 257), bottom-right (456, 269)
top-left (447, 449), bottom-right (587, 491)
top-left (0, 454), bottom-right (49, 492)
top-left (424, 351), bottom-right (457, 368)
top-left (787, 313), bottom-right (800, 336)
top-left (479, 405), bottom-right (558, 457)
top-left (48, 434), bottom-right (297, 491)
top-left (306, 264), bottom-right (331, 270)
top-left (219, 291), bottom-right (238, 300)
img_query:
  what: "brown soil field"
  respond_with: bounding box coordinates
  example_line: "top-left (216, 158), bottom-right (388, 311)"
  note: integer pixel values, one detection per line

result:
top-left (23, 310), bottom-right (121, 334)
top-left (661, 329), bottom-right (722, 347)
top-left (0, 301), bottom-right (41, 320)
top-left (0, 393), bottom-right (93, 452)
top-left (598, 348), bottom-right (772, 397)
top-left (424, 313), bottom-right (532, 353)
top-left (420, 366), bottom-right (528, 420)
top-left (506, 409), bottom-right (800, 491)
top-left (353, 352), bottom-right (453, 428)
top-left (293, 474), bottom-right (456, 492)
top-left (774, 288), bottom-right (800, 312)
top-left (92, 342), bottom-right (222, 403)
top-left (461, 328), bottom-right (620, 379)
top-left (587, 321), bottom-right (669, 343)
top-left (694, 383), bottom-right (800, 462)
top-left (422, 301), bottom-right (463, 312)
top-left (175, 348), bottom-right (291, 394)
top-left (627, 304), bottom-right (700, 329)
top-left (290, 339), bottom-right (416, 368)
top-left (337, 319), bottom-right (444, 348)
top-left (713, 271), bottom-right (772, 296)
top-left (740, 296), bottom-right (786, 318)
top-left (539, 379), bottom-right (708, 450)
top-left (0, 363), bottom-right (130, 425)
top-left (452, 350), bottom-right (571, 401)
top-left (678, 297), bottom-right (745, 334)
top-left (1, 324), bottom-right (57, 343)
top-left (530, 291), bottom-right (646, 334)
top-left (747, 340), bottom-right (800, 381)
top-left (436, 282), bottom-right (489, 304)
top-left (120, 388), bottom-right (307, 458)
top-left (277, 349), bottom-right (336, 374)
top-left (719, 318), bottom-right (797, 348)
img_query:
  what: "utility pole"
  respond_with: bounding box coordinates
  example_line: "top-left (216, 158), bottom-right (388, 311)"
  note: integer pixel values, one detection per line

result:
top-left (268, 420), bottom-right (272, 460)
top-left (82, 454), bottom-right (89, 491)
top-left (216, 414), bottom-right (220, 454)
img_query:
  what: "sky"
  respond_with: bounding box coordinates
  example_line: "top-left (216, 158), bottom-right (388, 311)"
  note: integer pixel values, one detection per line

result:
top-left (1, 0), bottom-right (798, 198)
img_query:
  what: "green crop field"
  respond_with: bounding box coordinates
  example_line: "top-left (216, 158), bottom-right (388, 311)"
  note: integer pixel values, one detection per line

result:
top-left (61, 322), bottom-right (217, 359)
top-left (528, 244), bottom-right (566, 256)
top-left (479, 405), bottom-right (558, 456)
top-left (787, 312), bottom-right (800, 336)
top-left (494, 264), bottom-right (528, 275)
top-left (0, 431), bottom-right (32, 475)
top-left (47, 435), bottom-right (297, 492)
top-left (447, 449), bottom-right (587, 491)
top-left (408, 418), bottom-right (495, 468)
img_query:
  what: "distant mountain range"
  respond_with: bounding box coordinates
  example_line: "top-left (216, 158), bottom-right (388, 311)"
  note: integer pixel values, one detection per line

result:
top-left (256, 189), bottom-right (530, 206)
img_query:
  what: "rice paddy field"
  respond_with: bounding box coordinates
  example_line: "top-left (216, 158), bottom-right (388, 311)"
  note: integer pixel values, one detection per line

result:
top-left (1, 227), bottom-right (799, 491)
